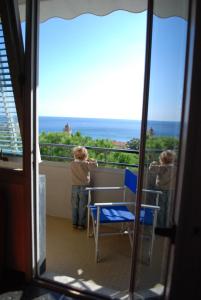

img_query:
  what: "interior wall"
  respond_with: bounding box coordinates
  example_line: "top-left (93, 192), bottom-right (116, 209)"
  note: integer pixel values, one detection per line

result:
top-left (0, 189), bottom-right (5, 280)
top-left (0, 180), bottom-right (30, 276)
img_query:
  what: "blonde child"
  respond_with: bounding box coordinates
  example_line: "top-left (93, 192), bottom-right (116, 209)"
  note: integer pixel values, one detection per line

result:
top-left (70, 146), bottom-right (98, 230)
top-left (149, 150), bottom-right (176, 227)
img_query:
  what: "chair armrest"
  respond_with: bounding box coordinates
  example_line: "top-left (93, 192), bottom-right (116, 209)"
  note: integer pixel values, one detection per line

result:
top-left (93, 202), bottom-right (160, 210)
top-left (94, 201), bottom-right (134, 207)
top-left (86, 187), bottom-right (162, 194)
top-left (85, 187), bottom-right (125, 191)
top-left (142, 189), bottom-right (163, 195)
top-left (141, 204), bottom-right (160, 210)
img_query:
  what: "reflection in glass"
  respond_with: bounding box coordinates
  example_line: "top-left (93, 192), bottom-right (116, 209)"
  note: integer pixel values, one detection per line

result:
top-left (135, 2), bottom-right (189, 297)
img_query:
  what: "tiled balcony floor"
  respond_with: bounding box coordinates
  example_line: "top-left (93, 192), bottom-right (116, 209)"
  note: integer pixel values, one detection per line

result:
top-left (44, 216), bottom-right (166, 299)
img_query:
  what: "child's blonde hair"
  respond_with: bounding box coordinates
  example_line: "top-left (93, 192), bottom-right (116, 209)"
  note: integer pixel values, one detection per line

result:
top-left (159, 150), bottom-right (176, 165)
top-left (73, 146), bottom-right (88, 161)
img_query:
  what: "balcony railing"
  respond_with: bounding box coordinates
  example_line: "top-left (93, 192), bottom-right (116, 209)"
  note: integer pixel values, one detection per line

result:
top-left (39, 143), bottom-right (170, 168)
top-left (39, 143), bottom-right (140, 168)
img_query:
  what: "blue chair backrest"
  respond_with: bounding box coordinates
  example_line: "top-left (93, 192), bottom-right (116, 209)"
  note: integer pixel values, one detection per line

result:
top-left (140, 207), bottom-right (154, 225)
top-left (124, 169), bottom-right (137, 193)
top-left (124, 169), bottom-right (156, 225)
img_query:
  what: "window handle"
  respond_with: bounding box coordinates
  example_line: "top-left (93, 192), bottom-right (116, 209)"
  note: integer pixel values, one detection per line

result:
top-left (155, 225), bottom-right (176, 243)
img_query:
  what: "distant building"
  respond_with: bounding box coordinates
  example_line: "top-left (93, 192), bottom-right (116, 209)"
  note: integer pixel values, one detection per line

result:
top-left (147, 127), bottom-right (154, 137)
top-left (63, 123), bottom-right (72, 135)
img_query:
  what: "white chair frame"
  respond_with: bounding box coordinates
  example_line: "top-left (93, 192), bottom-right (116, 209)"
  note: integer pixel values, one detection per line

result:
top-left (86, 186), bottom-right (161, 263)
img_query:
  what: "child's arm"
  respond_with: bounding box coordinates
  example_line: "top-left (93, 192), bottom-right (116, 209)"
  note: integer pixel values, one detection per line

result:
top-left (87, 158), bottom-right (98, 169)
top-left (87, 158), bottom-right (96, 162)
top-left (149, 161), bottom-right (160, 173)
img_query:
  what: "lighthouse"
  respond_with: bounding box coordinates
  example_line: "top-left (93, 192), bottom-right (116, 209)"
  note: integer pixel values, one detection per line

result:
top-left (64, 123), bottom-right (72, 135)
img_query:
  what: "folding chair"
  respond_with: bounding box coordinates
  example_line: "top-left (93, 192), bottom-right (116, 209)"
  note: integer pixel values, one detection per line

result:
top-left (86, 169), bottom-right (161, 263)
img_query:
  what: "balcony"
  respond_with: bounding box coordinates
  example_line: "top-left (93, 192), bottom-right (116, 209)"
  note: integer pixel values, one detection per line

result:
top-left (38, 158), bottom-right (166, 299)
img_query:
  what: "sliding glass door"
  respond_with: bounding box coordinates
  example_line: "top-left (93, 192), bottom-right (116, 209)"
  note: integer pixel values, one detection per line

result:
top-left (131, 0), bottom-right (189, 298)
top-left (29, 0), bottom-right (191, 298)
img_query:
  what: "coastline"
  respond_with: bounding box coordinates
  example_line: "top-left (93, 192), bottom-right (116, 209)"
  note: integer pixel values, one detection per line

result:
top-left (39, 116), bottom-right (180, 141)
top-left (112, 140), bottom-right (127, 148)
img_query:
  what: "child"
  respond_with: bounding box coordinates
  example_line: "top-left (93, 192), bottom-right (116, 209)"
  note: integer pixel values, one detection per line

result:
top-left (70, 146), bottom-right (98, 230)
top-left (149, 150), bottom-right (176, 227)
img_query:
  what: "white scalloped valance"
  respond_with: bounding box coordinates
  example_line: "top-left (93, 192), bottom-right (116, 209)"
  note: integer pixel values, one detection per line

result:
top-left (18, 0), bottom-right (188, 22)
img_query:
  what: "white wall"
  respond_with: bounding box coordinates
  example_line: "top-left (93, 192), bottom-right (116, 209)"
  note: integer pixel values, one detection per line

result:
top-left (39, 161), bottom-right (135, 219)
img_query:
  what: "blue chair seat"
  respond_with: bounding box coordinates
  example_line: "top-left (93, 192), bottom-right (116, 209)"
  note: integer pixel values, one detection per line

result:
top-left (90, 205), bottom-right (134, 223)
top-left (90, 205), bottom-right (155, 225)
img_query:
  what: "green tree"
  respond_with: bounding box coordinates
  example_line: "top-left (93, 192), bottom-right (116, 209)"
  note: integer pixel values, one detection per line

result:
top-left (145, 136), bottom-right (179, 162)
top-left (126, 138), bottom-right (140, 150)
top-left (39, 131), bottom-right (178, 168)
top-left (39, 131), bottom-right (138, 168)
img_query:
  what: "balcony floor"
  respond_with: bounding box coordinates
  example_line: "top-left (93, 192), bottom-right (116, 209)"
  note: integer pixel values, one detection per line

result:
top-left (44, 216), bottom-right (166, 299)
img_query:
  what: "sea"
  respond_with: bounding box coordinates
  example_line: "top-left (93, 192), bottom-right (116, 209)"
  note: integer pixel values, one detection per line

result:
top-left (39, 116), bottom-right (180, 142)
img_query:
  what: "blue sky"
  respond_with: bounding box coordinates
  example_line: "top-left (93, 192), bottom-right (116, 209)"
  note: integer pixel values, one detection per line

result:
top-left (38, 11), bottom-right (147, 120)
top-left (148, 16), bottom-right (187, 122)
top-left (34, 11), bottom-right (187, 121)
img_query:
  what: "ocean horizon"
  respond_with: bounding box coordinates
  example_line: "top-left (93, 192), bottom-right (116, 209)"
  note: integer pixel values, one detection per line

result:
top-left (39, 116), bottom-right (180, 142)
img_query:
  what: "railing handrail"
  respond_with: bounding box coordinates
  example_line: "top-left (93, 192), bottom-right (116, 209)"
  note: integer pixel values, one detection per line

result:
top-left (39, 142), bottom-right (170, 153)
top-left (39, 143), bottom-right (140, 154)
top-left (39, 143), bottom-right (139, 168)
top-left (39, 143), bottom-right (173, 168)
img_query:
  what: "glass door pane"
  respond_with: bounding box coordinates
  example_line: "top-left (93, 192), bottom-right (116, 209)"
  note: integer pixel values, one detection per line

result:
top-left (134, 0), bottom-right (189, 297)
top-left (37, 1), bottom-right (148, 298)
